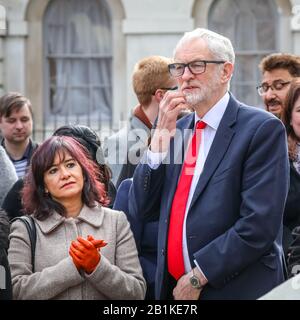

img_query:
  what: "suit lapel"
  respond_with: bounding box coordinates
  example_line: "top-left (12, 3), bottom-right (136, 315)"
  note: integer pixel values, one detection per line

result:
top-left (189, 95), bottom-right (239, 210)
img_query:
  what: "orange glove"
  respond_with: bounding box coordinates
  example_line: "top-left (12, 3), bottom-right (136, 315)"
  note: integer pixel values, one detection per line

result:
top-left (69, 236), bottom-right (106, 274)
top-left (70, 249), bottom-right (82, 270)
top-left (87, 235), bottom-right (107, 249)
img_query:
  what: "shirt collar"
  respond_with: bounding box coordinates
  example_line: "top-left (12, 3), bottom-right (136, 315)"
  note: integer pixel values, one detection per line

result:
top-left (133, 104), bottom-right (153, 130)
top-left (194, 92), bottom-right (230, 130)
top-left (1, 138), bottom-right (32, 161)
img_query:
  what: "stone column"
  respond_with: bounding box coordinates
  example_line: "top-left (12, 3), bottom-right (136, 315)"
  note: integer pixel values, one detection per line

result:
top-left (4, 20), bottom-right (28, 93)
top-left (0, 4), bottom-right (7, 96)
top-left (291, 1), bottom-right (300, 53)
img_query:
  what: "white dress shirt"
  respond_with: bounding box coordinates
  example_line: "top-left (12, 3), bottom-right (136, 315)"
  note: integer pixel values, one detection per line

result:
top-left (147, 92), bottom-right (230, 278)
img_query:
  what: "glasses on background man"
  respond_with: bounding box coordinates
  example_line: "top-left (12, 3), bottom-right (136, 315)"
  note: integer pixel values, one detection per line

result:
top-left (256, 80), bottom-right (291, 96)
top-left (152, 86), bottom-right (178, 95)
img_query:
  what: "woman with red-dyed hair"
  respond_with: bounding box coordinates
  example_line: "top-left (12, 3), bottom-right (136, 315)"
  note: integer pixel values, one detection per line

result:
top-left (8, 136), bottom-right (145, 300)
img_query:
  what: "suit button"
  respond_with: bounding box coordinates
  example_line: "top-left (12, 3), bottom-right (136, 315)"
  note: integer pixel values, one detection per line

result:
top-left (161, 249), bottom-right (165, 256)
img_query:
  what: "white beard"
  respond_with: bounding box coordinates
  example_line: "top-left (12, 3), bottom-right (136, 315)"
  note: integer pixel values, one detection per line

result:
top-left (183, 69), bottom-right (221, 109)
top-left (184, 90), bottom-right (206, 108)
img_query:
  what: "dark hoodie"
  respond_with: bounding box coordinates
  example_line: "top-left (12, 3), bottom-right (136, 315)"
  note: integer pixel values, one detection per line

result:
top-left (0, 210), bottom-right (12, 300)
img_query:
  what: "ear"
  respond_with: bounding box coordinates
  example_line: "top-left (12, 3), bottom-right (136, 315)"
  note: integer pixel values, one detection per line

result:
top-left (220, 62), bottom-right (234, 84)
top-left (153, 89), bottom-right (165, 103)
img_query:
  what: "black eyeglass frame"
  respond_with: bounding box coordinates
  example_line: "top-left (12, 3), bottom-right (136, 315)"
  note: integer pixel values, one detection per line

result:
top-left (160, 86), bottom-right (178, 91)
top-left (168, 60), bottom-right (226, 77)
top-left (256, 80), bottom-right (291, 96)
top-left (152, 86), bottom-right (178, 95)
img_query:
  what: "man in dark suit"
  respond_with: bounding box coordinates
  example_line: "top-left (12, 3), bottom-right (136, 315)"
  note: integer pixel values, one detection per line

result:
top-left (130, 28), bottom-right (289, 300)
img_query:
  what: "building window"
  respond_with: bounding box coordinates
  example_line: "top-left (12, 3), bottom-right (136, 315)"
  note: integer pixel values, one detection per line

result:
top-left (43, 0), bottom-right (112, 127)
top-left (208, 0), bottom-right (278, 107)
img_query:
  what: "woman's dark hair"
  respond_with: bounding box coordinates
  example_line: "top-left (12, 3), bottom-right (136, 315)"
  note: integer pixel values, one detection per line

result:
top-left (22, 136), bottom-right (109, 219)
top-left (282, 79), bottom-right (300, 160)
top-left (53, 125), bottom-right (112, 192)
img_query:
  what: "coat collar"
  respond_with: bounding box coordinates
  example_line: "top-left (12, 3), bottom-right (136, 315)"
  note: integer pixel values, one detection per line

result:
top-left (35, 203), bottom-right (105, 234)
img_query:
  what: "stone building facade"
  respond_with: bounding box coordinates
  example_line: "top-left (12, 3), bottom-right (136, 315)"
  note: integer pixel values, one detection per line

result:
top-left (0, 0), bottom-right (299, 141)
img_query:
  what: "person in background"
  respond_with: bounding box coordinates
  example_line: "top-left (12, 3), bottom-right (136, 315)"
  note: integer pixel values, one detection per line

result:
top-left (53, 125), bottom-right (116, 208)
top-left (8, 136), bottom-right (145, 300)
top-left (130, 28), bottom-right (289, 300)
top-left (3, 124), bottom-right (117, 220)
top-left (104, 55), bottom-right (177, 188)
top-left (0, 146), bottom-right (17, 206)
top-left (257, 53), bottom-right (300, 119)
top-left (0, 92), bottom-right (38, 178)
top-left (113, 177), bottom-right (159, 300)
top-left (280, 79), bottom-right (300, 268)
top-left (0, 209), bottom-right (12, 300)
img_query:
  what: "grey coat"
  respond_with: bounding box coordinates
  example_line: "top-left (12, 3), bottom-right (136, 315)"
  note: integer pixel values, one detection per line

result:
top-left (0, 146), bottom-right (17, 206)
top-left (0, 210), bottom-right (12, 299)
top-left (8, 204), bottom-right (146, 300)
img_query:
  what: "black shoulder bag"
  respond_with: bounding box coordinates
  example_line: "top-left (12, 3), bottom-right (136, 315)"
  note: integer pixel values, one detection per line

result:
top-left (11, 216), bottom-right (37, 272)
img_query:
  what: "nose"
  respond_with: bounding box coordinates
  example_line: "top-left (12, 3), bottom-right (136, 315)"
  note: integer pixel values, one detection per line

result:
top-left (15, 120), bottom-right (24, 129)
top-left (264, 87), bottom-right (276, 100)
top-left (181, 65), bottom-right (194, 81)
top-left (60, 166), bottom-right (71, 179)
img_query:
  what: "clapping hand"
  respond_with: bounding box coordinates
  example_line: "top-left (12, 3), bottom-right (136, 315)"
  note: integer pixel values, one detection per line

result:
top-left (69, 235), bottom-right (107, 274)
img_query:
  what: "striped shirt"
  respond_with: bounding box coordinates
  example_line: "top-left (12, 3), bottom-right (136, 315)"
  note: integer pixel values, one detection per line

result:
top-left (1, 139), bottom-right (33, 178)
top-left (11, 158), bottom-right (28, 178)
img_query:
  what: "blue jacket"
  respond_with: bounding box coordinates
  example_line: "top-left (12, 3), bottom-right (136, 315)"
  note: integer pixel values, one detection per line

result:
top-left (114, 178), bottom-right (158, 300)
top-left (130, 94), bottom-right (289, 300)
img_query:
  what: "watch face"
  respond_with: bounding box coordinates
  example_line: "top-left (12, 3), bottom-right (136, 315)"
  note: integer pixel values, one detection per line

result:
top-left (190, 275), bottom-right (200, 288)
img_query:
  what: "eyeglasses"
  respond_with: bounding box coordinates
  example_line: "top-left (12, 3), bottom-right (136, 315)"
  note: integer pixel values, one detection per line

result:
top-left (256, 80), bottom-right (291, 96)
top-left (168, 60), bottom-right (226, 77)
top-left (160, 86), bottom-right (178, 91)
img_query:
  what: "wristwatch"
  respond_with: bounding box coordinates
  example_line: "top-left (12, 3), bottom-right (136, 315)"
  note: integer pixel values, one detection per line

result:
top-left (190, 270), bottom-right (204, 289)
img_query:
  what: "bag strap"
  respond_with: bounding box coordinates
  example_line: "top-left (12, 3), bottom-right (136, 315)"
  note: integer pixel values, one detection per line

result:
top-left (11, 216), bottom-right (36, 273)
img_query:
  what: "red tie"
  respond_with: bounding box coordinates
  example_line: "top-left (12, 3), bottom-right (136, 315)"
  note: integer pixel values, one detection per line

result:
top-left (167, 121), bottom-right (206, 280)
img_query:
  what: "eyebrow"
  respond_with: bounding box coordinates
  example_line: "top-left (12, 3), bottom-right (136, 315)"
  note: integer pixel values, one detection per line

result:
top-left (261, 79), bottom-right (288, 85)
top-left (49, 157), bottom-right (75, 168)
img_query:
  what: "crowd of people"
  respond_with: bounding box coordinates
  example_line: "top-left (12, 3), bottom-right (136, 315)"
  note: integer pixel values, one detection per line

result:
top-left (1, 27), bottom-right (300, 300)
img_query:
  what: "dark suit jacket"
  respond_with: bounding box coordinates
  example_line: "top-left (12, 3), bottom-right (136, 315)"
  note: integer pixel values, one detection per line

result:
top-left (114, 178), bottom-right (158, 300)
top-left (130, 94), bottom-right (289, 300)
top-left (283, 160), bottom-right (300, 231)
top-left (282, 160), bottom-right (300, 257)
